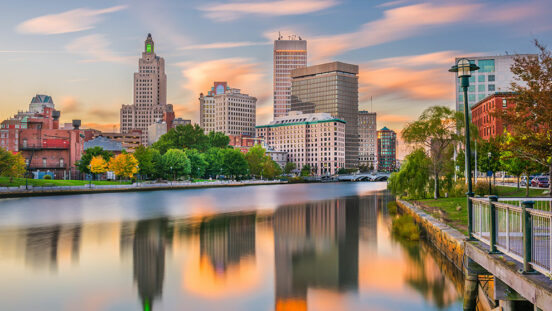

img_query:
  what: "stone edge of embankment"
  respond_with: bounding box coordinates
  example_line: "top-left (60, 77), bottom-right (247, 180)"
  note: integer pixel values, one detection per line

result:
top-left (0, 181), bottom-right (287, 199)
top-left (397, 199), bottom-right (467, 271)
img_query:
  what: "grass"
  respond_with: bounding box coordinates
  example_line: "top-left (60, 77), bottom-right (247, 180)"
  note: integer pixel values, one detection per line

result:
top-left (0, 177), bottom-right (131, 187)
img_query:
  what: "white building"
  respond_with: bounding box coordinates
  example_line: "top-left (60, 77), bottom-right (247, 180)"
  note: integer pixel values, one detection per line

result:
top-left (121, 33), bottom-right (173, 145)
top-left (454, 54), bottom-right (535, 112)
top-left (358, 111), bottom-right (377, 169)
top-left (147, 120), bottom-right (167, 145)
top-left (273, 35), bottom-right (307, 118)
top-left (256, 112), bottom-right (345, 176)
top-left (199, 82), bottom-right (256, 136)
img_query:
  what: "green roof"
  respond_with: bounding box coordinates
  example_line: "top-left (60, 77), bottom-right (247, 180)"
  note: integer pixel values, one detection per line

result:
top-left (380, 126), bottom-right (391, 131)
top-left (256, 118), bottom-right (346, 129)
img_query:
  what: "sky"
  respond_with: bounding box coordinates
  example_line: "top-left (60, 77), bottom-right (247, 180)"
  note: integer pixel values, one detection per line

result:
top-left (1, 0), bottom-right (551, 135)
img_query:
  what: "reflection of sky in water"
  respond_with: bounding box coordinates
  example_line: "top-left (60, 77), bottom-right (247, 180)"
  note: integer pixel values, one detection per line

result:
top-left (0, 182), bottom-right (463, 310)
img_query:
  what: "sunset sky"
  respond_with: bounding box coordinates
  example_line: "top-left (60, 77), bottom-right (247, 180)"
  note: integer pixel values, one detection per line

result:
top-left (1, 0), bottom-right (551, 133)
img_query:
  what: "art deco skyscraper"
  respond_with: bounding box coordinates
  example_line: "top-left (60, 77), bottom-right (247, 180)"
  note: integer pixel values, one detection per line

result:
top-left (273, 35), bottom-right (307, 118)
top-left (121, 34), bottom-right (173, 145)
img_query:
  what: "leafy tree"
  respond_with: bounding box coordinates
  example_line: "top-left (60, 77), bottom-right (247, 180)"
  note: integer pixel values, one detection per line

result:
top-left (133, 146), bottom-right (156, 178)
top-left (337, 167), bottom-right (348, 175)
top-left (222, 148), bottom-right (248, 179)
top-left (89, 155), bottom-right (108, 180)
top-left (283, 162), bottom-right (296, 175)
top-left (300, 164), bottom-right (312, 176)
top-left (245, 144), bottom-right (266, 177)
top-left (500, 150), bottom-right (530, 190)
top-left (161, 149), bottom-right (191, 179)
top-left (477, 139), bottom-right (502, 186)
top-left (204, 147), bottom-right (224, 178)
top-left (402, 106), bottom-right (461, 199)
top-left (208, 131), bottom-right (230, 148)
top-left (388, 148), bottom-right (431, 199)
top-left (108, 153), bottom-right (138, 180)
top-left (262, 158), bottom-right (282, 179)
top-left (495, 40), bottom-right (552, 195)
top-left (76, 147), bottom-right (113, 174)
top-left (186, 149), bottom-right (208, 178)
top-left (0, 148), bottom-right (26, 182)
top-left (153, 124), bottom-right (210, 154)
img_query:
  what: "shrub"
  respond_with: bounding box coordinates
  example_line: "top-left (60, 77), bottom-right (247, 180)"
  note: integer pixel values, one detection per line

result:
top-left (392, 215), bottom-right (420, 241)
top-left (43, 174), bottom-right (52, 180)
top-left (474, 181), bottom-right (497, 196)
top-left (387, 201), bottom-right (398, 215)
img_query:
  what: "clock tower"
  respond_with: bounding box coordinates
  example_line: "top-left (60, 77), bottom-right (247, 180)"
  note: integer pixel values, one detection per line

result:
top-left (145, 33), bottom-right (154, 54)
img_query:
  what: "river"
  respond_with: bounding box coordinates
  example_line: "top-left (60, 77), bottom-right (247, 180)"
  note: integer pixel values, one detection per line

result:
top-left (0, 182), bottom-right (463, 311)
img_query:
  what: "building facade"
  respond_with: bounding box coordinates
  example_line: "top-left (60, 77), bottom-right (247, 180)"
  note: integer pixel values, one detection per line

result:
top-left (199, 82), bottom-right (257, 136)
top-left (454, 54), bottom-right (534, 113)
top-left (91, 130), bottom-right (142, 152)
top-left (290, 62), bottom-right (359, 169)
top-left (120, 33), bottom-right (173, 145)
top-left (148, 121), bottom-right (167, 145)
top-left (256, 112), bottom-right (345, 175)
top-left (377, 127), bottom-right (396, 172)
top-left (172, 118), bottom-right (191, 128)
top-left (273, 36), bottom-right (307, 118)
top-left (471, 92), bottom-right (516, 141)
top-left (358, 111), bottom-right (377, 170)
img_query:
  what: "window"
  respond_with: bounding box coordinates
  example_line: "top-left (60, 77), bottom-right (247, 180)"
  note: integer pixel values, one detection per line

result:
top-left (478, 85), bottom-right (485, 92)
top-left (478, 94), bottom-right (486, 101)
top-left (488, 75), bottom-right (495, 82)
top-left (59, 158), bottom-right (64, 167)
top-left (488, 84), bottom-right (495, 91)
top-left (478, 59), bottom-right (495, 72)
top-left (478, 75), bottom-right (485, 82)
top-left (22, 139), bottom-right (27, 148)
top-left (468, 94), bottom-right (475, 102)
top-left (468, 85), bottom-right (475, 92)
top-left (502, 99), bottom-right (507, 108)
top-left (42, 158), bottom-right (47, 167)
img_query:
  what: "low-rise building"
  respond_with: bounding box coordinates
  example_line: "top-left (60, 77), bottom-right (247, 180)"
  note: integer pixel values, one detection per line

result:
top-left (471, 92), bottom-right (516, 141)
top-left (91, 130), bottom-right (142, 152)
top-left (172, 118), bottom-right (191, 128)
top-left (83, 136), bottom-right (123, 154)
top-left (148, 120), bottom-right (167, 145)
top-left (256, 112), bottom-right (345, 175)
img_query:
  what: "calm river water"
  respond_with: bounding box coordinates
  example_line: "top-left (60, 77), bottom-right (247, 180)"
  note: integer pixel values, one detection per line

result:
top-left (0, 182), bottom-right (463, 311)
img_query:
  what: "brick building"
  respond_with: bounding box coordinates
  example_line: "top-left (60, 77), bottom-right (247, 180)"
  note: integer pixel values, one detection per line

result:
top-left (470, 92), bottom-right (516, 141)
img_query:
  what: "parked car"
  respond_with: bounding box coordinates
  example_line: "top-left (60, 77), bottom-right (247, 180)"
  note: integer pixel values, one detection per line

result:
top-left (520, 176), bottom-right (534, 186)
top-left (531, 176), bottom-right (550, 188)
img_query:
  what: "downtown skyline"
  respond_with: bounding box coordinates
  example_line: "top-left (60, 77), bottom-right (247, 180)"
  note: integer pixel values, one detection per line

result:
top-left (1, 0), bottom-right (551, 134)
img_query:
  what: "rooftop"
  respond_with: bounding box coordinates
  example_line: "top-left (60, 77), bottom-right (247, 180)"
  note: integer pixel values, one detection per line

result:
top-left (256, 112), bottom-right (345, 128)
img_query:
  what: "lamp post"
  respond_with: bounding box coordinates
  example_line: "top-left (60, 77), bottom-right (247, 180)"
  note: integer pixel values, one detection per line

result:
top-left (488, 152), bottom-right (492, 195)
top-left (449, 58), bottom-right (479, 240)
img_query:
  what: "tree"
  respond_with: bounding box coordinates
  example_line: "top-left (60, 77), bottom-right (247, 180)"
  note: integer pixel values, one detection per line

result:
top-left (208, 131), bottom-right (230, 148)
top-left (0, 148), bottom-right (25, 182)
top-left (186, 149), bottom-right (208, 178)
top-left (89, 155), bottom-right (108, 180)
top-left (500, 151), bottom-right (530, 190)
top-left (108, 153), bottom-right (138, 180)
top-left (300, 164), bottom-right (312, 176)
top-left (477, 139), bottom-right (502, 186)
top-left (161, 149), bottom-right (191, 179)
top-left (283, 162), bottom-right (296, 175)
top-left (76, 147), bottom-right (113, 174)
top-left (402, 106), bottom-right (461, 199)
top-left (388, 148), bottom-right (431, 199)
top-left (245, 144), bottom-right (266, 177)
top-left (153, 124), bottom-right (209, 154)
top-left (498, 40), bottom-right (552, 196)
top-left (262, 158), bottom-right (282, 179)
top-left (204, 147), bottom-right (224, 178)
top-left (133, 146), bottom-right (156, 178)
top-left (222, 148), bottom-right (248, 179)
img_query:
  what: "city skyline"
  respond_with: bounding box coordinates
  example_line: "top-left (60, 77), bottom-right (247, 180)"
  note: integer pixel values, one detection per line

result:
top-left (1, 0), bottom-right (551, 134)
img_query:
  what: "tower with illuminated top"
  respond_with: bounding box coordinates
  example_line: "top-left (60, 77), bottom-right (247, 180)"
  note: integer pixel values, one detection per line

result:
top-left (121, 33), bottom-right (173, 145)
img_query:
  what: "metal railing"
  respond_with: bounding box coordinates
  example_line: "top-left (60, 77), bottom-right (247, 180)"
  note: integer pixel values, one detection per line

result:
top-left (470, 197), bottom-right (552, 276)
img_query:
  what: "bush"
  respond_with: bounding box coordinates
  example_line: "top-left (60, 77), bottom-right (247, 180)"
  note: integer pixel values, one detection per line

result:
top-left (387, 201), bottom-right (398, 215)
top-left (474, 181), bottom-right (497, 196)
top-left (450, 180), bottom-right (467, 197)
top-left (392, 214), bottom-right (420, 241)
top-left (43, 175), bottom-right (52, 180)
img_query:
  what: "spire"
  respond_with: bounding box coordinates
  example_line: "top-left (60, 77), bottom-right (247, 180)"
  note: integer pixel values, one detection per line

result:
top-left (145, 33), bottom-right (154, 54)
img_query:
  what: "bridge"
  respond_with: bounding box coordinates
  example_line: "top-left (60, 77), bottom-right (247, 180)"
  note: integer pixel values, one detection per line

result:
top-left (336, 172), bottom-right (391, 182)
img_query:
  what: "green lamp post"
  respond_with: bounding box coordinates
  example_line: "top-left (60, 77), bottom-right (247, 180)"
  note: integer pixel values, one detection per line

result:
top-left (449, 58), bottom-right (479, 239)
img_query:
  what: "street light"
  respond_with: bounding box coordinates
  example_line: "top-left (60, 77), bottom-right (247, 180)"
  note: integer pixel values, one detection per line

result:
top-left (449, 58), bottom-right (479, 240)
top-left (488, 152), bottom-right (492, 195)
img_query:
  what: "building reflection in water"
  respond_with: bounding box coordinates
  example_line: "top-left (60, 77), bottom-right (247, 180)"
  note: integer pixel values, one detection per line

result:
top-left (273, 198), bottom-right (359, 310)
top-left (24, 224), bottom-right (81, 272)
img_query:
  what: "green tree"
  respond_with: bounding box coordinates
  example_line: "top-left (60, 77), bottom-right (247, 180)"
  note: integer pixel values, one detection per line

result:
top-left (133, 146), bottom-right (157, 178)
top-left (402, 106), bottom-right (461, 199)
top-left (245, 144), bottom-right (266, 177)
top-left (153, 124), bottom-right (210, 154)
top-left (222, 148), bottom-right (248, 179)
top-left (204, 147), bottom-right (224, 178)
top-left (161, 149), bottom-right (191, 180)
top-left (300, 164), bottom-right (312, 176)
top-left (0, 148), bottom-right (26, 182)
top-left (477, 139), bottom-right (502, 187)
top-left (186, 149), bottom-right (208, 178)
top-left (151, 148), bottom-right (163, 179)
top-left (500, 151), bottom-right (529, 190)
top-left (388, 148), bottom-right (431, 199)
top-left (283, 162), bottom-right (296, 175)
top-left (76, 146), bottom-right (113, 174)
top-left (208, 131), bottom-right (230, 148)
top-left (262, 158), bottom-right (282, 179)
top-left (497, 40), bottom-right (552, 196)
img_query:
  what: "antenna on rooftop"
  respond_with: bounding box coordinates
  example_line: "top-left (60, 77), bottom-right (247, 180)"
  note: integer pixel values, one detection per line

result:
top-left (278, 31), bottom-right (282, 40)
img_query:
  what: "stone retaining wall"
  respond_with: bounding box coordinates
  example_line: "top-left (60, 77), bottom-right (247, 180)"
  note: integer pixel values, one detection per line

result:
top-left (397, 200), bottom-right (466, 271)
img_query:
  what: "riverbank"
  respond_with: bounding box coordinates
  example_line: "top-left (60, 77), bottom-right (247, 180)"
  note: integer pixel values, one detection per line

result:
top-left (0, 179), bottom-right (286, 198)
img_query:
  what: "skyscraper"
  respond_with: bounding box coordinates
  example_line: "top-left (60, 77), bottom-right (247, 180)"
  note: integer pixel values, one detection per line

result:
top-left (454, 54), bottom-right (535, 113)
top-left (273, 35), bottom-right (307, 118)
top-left (358, 111), bottom-right (377, 170)
top-left (377, 127), bottom-right (396, 172)
top-left (121, 33), bottom-right (173, 145)
top-left (199, 82), bottom-right (257, 136)
top-left (291, 62), bottom-right (359, 169)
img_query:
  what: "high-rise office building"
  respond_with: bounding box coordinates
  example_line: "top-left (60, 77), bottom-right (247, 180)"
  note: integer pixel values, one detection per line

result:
top-left (377, 127), bottom-right (396, 172)
top-left (358, 111), bottom-right (377, 169)
top-left (199, 82), bottom-right (257, 136)
top-left (291, 62), bottom-right (359, 169)
top-left (273, 35), bottom-right (307, 118)
top-left (454, 54), bottom-right (535, 113)
top-left (121, 33), bottom-right (173, 145)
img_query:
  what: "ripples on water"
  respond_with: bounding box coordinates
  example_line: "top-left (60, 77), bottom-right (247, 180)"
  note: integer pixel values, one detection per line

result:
top-left (0, 182), bottom-right (463, 310)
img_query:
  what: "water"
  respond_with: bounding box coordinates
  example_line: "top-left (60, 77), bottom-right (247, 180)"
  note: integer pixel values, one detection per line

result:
top-left (0, 182), bottom-right (463, 311)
